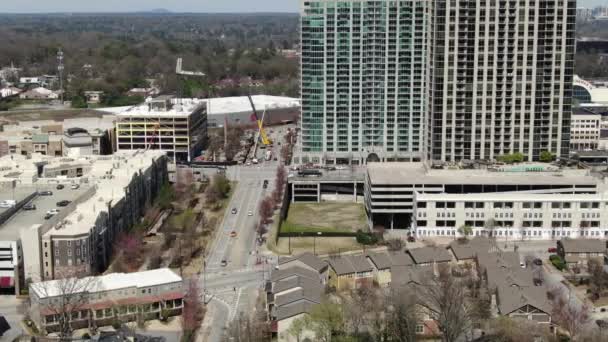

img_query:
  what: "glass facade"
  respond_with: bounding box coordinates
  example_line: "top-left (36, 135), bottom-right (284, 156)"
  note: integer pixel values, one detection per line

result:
top-left (301, 0), bottom-right (430, 161)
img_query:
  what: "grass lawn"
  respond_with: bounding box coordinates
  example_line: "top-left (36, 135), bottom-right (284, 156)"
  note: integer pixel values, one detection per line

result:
top-left (281, 202), bottom-right (367, 233)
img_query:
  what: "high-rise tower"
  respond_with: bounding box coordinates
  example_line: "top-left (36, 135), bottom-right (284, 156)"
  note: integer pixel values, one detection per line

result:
top-left (299, 0), bottom-right (431, 165)
top-left (427, 0), bottom-right (576, 162)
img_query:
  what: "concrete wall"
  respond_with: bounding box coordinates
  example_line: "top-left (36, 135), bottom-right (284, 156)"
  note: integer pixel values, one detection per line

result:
top-left (21, 224), bottom-right (42, 283)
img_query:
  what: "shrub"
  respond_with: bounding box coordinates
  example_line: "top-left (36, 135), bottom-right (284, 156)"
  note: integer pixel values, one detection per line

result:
top-left (384, 237), bottom-right (404, 251)
top-left (356, 230), bottom-right (378, 245)
top-left (549, 254), bottom-right (566, 271)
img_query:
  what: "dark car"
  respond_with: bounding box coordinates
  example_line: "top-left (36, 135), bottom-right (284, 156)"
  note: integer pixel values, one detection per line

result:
top-left (44, 213), bottom-right (54, 220)
top-left (39, 190), bottom-right (53, 196)
top-left (262, 180), bottom-right (268, 189)
top-left (533, 258), bottom-right (543, 266)
top-left (407, 236), bottom-right (416, 242)
top-left (231, 208), bottom-right (237, 214)
top-left (56, 200), bottom-right (71, 207)
top-left (23, 203), bottom-right (36, 210)
top-left (56, 184), bottom-right (64, 190)
top-left (220, 259), bottom-right (228, 267)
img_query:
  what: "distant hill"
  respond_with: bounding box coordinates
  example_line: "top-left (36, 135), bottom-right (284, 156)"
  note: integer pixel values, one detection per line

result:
top-left (147, 8), bottom-right (172, 14)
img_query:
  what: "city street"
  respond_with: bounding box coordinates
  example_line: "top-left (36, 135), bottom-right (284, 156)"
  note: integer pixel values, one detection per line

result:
top-left (198, 126), bottom-right (288, 342)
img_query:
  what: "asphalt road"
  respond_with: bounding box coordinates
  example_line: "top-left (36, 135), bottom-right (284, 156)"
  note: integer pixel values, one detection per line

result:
top-left (197, 125), bottom-right (293, 341)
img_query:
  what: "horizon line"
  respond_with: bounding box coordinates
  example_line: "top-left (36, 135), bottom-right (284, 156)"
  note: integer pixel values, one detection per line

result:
top-left (0, 10), bottom-right (299, 15)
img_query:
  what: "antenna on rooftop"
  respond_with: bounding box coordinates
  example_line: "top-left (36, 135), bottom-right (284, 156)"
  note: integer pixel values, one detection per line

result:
top-left (57, 49), bottom-right (65, 104)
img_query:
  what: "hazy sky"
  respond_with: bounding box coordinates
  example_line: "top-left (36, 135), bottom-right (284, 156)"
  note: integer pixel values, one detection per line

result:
top-left (0, 0), bottom-right (299, 13)
top-left (0, 0), bottom-right (606, 13)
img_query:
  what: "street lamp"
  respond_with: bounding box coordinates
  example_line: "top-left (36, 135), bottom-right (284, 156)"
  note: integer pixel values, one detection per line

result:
top-left (314, 232), bottom-right (322, 255)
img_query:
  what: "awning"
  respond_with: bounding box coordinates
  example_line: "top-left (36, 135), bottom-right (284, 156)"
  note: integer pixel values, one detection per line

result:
top-left (0, 277), bottom-right (13, 288)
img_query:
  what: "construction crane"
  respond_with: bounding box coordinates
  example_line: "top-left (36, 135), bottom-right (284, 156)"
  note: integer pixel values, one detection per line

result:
top-left (145, 122), bottom-right (161, 151)
top-left (247, 94), bottom-right (272, 146)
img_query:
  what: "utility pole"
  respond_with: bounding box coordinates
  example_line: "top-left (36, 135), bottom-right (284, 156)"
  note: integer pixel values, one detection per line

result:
top-left (57, 49), bottom-right (65, 104)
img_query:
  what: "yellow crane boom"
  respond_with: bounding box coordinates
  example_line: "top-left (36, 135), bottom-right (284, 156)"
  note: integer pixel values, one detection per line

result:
top-left (247, 95), bottom-right (272, 145)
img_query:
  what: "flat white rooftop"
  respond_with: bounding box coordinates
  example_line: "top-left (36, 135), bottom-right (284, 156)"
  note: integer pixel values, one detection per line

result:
top-left (30, 268), bottom-right (182, 299)
top-left (104, 95), bottom-right (299, 117)
top-left (116, 98), bottom-right (205, 117)
top-left (205, 95), bottom-right (299, 115)
top-left (42, 150), bottom-right (166, 237)
top-left (367, 162), bottom-right (598, 186)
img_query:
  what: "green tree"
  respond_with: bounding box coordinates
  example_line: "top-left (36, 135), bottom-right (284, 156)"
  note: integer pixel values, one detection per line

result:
top-left (458, 224), bottom-right (473, 239)
top-left (286, 316), bottom-right (308, 342)
top-left (171, 208), bottom-right (196, 231)
top-left (497, 152), bottom-right (525, 164)
top-left (305, 301), bottom-right (345, 342)
top-left (539, 151), bottom-right (554, 163)
top-left (212, 174), bottom-right (231, 198)
top-left (156, 183), bottom-right (175, 210)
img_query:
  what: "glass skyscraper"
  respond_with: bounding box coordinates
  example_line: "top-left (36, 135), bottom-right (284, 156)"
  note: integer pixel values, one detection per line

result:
top-left (299, 0), bottom-right (431, 165)
top-left (299, 0), bottom-right (575, 164)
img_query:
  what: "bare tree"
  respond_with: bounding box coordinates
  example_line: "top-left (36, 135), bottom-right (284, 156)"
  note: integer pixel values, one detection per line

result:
top-left (385, 288), bottom-right (420, 342)
top-left (226, 311), bottom-right (270, 342)
top-left (588, 259), bottom-right (608, 300)
top-left (418, 266), bottom-right (473, 342)
top-left (181, 278), bottom-right (205, 341)
top-left (550, 286), bottom-right (591, 341)
top-left (32, 270), bottom-right (99, 338)
top-left (488, 316), bottom-right (554, 342)
top-left (259, 196), bottom-right (275, 224)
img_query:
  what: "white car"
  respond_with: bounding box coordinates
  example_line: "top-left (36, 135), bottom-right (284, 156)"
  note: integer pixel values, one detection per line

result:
top-left (0, 200), bottom-right (16, 208)
top-left (248, 210), bottom-right (253, 216)
top-left (71, 184), bottom-right (80, 190)
top-left (47, 209), bottom-right (60, 215)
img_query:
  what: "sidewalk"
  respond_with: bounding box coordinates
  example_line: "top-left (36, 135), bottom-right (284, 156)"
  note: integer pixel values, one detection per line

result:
top-left (197, 302), bottom-right (216, 342)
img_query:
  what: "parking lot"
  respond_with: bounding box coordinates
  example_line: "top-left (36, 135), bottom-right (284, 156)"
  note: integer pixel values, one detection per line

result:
top-left (0, 184), bottom-right (90, 241)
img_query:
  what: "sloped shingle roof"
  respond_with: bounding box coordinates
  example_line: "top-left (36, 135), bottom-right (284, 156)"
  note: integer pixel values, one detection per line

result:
top-left (407, 246), bottom-right (453, 264)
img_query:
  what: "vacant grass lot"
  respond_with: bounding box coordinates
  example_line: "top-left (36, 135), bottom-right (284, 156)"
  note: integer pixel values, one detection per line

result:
top-left (280, 202), bottom-right (367, 233)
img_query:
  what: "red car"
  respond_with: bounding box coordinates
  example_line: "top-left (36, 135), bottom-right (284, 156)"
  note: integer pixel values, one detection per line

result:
top-left (548, 247), bottom-right (557, 253)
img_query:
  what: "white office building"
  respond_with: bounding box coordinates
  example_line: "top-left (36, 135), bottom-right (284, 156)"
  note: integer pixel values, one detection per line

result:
top-left (365, 162), bottom-right (599, 233)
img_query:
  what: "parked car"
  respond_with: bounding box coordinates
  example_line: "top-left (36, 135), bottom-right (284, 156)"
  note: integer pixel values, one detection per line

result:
top-left (47, 209), bottom-right (59, 214)
top-left (533, 258), bottom-right (543, 266)
top-left (70, 184), bottom-right (80, 190)
top-left (548, 247), bottom-right (557, 253)
top-left (407, 236), bottom-right (416, 242)
top-left (220, 259), bottom-right (228, 267)
top-left (262, 180), bottom-right (268, 189)
top-left (0, 200), bottom-right (16, 208)
top-left (23, 203), bottom-right (36, 210)
top-left (231, 208), bottom-right (238, 214)
top-left (56, 200), bottom-right (71, 207)
top-left (248, 210), bottom-right (253, 216)
top-left (230, 231), bottom-right (237, 237)
top-left (44, 213), bottom-right (54, 220)
top-left (39, 190), bottom-right (53, 196)
top-left (56, 184), bottom-right (64, 190)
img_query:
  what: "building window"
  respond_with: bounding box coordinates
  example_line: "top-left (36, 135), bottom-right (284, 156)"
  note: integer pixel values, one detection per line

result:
top-left (416, 324), bottom-right (424, 333)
